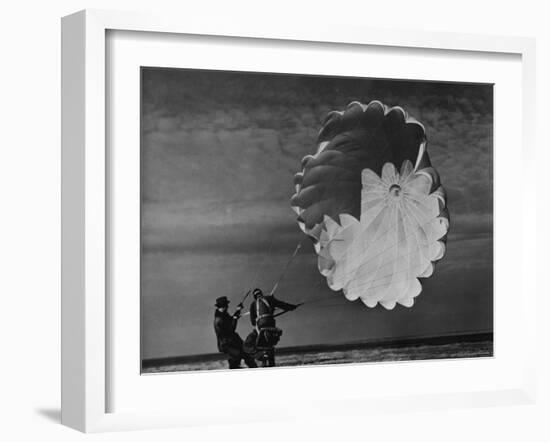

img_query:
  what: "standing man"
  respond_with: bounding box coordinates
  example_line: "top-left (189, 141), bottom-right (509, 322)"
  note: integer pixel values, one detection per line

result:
top-left (213, 296), bottom-right (257, 369)
top-left (249, 288), bottom-right (297, 367)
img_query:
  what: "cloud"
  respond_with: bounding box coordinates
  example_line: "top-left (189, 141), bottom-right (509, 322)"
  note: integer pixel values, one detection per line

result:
top-left (142, 70), bottom-right (493, 221)
top-left (139, 69), bottom-right (494, 358)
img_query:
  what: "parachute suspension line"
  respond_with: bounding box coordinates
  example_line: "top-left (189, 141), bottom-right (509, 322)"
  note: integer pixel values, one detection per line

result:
top-left (272, 302), bottom-right (305, 319)
top-left (302, 278), bottom-right (342, 303)
top-left (239, 237), bottom-right (277, 304)
top-left (269, 241), bottom-right (303, 296)
top-left (280, 279), bottom-right (335, 307)
top-left (304, 301), bottom-right (350, 310)
top-left (300, 295), bottom-right (339, 306)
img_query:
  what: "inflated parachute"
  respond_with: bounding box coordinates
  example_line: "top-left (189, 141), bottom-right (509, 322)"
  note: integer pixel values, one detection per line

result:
top-left (290, 101), bottom-right (449, 309)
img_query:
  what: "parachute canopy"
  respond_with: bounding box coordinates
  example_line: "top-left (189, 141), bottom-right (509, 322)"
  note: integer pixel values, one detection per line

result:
top-left (291, 101), bottom-right (449, 309)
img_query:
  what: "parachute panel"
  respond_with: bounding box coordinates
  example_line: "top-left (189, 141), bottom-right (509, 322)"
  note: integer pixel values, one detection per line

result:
top-left (291, 100), bottom-right (450, 309)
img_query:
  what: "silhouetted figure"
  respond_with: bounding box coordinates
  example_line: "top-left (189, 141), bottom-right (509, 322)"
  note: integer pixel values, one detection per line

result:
top-left (248, 288), bottom-right (297, 367)
top-left (213, 296), bottom-right (257, 369)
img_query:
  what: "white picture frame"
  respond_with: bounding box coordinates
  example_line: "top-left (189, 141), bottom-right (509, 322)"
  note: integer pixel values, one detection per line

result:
top-left (61, 9), bottom-right (537, 433)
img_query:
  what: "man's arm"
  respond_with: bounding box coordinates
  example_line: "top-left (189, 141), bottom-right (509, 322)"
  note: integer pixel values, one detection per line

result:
top-left (232, 303), bottom-right (244, 320)
top-left (222, 304), bottom-right (242, 332)
top-left (270, 295), bottom-right (297, 311)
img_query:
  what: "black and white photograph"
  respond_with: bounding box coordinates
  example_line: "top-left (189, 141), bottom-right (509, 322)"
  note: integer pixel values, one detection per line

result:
top-left (140, 67), bottom-right (493, 373)
top-left (4, 0), bottom-right (548, 439)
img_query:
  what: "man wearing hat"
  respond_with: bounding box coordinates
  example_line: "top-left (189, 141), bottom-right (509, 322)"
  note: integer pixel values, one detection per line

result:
top-left (213, 296), bottom-right (257, 369)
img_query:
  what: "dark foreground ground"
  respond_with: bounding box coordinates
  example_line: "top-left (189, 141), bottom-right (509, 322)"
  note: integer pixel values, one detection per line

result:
top-left (142, 333), bottom-right (493, 374)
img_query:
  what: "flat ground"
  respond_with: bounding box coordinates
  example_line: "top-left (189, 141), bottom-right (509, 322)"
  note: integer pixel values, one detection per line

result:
top-left (142, 338), bottom-right (493, 373)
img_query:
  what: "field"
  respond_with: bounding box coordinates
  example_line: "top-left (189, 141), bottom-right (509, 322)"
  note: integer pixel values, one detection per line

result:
top-left (142, 334), bottom-right (493, 374)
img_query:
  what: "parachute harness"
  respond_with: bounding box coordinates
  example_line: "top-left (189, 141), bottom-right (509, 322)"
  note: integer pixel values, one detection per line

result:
top-left (254, 297), bottom-right (272, 333)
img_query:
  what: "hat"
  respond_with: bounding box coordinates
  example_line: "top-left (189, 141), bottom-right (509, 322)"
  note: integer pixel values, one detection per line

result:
top-left (252, 288), bottom-right (263, 298)
top-left (215, 296), bottom-right (230, 308)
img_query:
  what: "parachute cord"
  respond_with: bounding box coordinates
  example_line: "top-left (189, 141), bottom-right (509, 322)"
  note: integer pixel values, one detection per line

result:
top-left (307, 301), bottom-right (349, 309)
top-left (269, 241), bottom-right (303, 296)
top-left (238, 237), bottom-right (277, 304)
top-left (275, 279), bottom-right (336, 307)
top-left (239, 296), bottom-right (344, 317)
top-left (298, 292), bottom-right (340, 306)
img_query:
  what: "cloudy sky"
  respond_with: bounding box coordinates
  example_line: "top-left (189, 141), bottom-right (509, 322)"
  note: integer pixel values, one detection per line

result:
top-left (140, 68), bottom-right (493, 360)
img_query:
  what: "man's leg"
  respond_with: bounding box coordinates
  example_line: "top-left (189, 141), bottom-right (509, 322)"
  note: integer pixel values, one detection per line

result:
top-left (260, 351), bottom-right (270, 367)
top-left (267, 348), bottom-right (275, 367)
top-left (228, 356), bottom-right (241, 369)
top-left (243, 351), bottom-right (257, 368)
top-left (227, 347), bottom-right (242, 369)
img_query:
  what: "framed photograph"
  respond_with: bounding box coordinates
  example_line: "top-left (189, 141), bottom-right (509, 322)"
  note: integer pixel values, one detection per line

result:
top-left (61, 9), bottom-right (537, 432)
